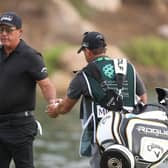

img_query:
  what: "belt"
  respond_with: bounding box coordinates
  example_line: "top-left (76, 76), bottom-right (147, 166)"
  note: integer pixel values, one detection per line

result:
top-left (0, 111), bottom-right (34, 126)
top-left (0, 110), bottom-right (34, 119)
top-left (14, 111), bottom-right (34, 117)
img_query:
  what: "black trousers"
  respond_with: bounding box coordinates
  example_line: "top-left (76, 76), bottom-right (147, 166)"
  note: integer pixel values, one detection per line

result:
top-left (0, 116), bottom-right (38, 168)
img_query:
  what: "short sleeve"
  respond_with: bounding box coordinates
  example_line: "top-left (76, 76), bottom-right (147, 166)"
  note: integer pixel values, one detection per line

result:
top-left (67, 72), bottom-right (89, 99)
top-left (27, 52), bottom-right (48, 81)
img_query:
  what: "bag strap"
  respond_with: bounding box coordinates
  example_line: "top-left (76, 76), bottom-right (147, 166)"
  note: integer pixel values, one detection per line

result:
top-left (114, 58), bottom-right (127, 90)
top-left (82, 71), bottom-right (93, 98)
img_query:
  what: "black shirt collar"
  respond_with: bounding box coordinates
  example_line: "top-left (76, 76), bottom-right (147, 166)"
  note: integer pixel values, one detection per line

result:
top-left (13, 39), bottom-right (25, 53)
top-left (0, 39), bottom-right (26, 60)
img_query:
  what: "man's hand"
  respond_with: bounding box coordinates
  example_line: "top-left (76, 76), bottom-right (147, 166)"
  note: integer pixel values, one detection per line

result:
top-left (46, 98), bottom-right (63, 118)
top-left (46, 96), bottom-right (77, 118)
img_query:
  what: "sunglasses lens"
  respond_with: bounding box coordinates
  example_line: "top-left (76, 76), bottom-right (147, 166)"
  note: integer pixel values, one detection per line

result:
top-left (0, 27), bottom-right (3, 33)
top-left (0, 27), bottom-right (16, 33)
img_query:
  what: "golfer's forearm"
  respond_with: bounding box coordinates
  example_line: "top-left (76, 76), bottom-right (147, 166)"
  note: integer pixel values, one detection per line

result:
top-left (38, 78), bottom-right (56, 103)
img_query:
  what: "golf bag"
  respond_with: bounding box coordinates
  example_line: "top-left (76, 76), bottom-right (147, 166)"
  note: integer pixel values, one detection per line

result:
top-left (96, 87), bottom-right (168, 168)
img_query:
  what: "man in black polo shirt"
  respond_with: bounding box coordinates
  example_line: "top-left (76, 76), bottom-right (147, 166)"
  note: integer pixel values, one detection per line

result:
top-left (0, 12), bottom-right (56, 168)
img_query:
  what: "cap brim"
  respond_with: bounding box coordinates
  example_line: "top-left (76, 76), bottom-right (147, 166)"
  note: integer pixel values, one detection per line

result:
top-left (0, 21), bottom-right (15, 27)
top-left (77, 46), bottom-right (83, 54)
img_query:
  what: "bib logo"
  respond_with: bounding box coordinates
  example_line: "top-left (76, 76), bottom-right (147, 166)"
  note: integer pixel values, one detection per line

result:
top-left (117, 58), bottom-right (124, 71)
top-left (102, 64), bottom-right (114, 79)
top-left (97, 105), bottom-right (108, 118)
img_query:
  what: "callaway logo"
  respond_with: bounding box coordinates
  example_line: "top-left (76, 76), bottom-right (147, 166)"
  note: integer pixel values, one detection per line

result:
top-left (147, 143), bottom-right (164, 158)
top-left (41, 67), bottom-right (47, 73)
top-left (100, 114), bottom-right (111, 124)
top-left (0, 15), bottom-right (13, 21)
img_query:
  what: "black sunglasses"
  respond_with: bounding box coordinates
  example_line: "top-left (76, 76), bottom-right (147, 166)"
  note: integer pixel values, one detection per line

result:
top-left (0, 26), bottom-right (17, 33)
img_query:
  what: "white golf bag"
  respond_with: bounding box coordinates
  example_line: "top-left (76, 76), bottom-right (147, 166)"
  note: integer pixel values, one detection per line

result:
top-left (96, 88), bottom-right (168, 168)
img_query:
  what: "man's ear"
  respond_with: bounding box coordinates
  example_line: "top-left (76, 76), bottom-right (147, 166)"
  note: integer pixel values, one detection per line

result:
top-left (85, 48), bottom-right (93, 56)
top-left (85, 48), bottom-right (89, 53)
top-left (18, 29), bottom-right (23, 38)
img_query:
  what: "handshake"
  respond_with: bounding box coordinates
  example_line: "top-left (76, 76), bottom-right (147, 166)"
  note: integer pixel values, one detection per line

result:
top-left (46, 98), bottom-right (63, 118)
